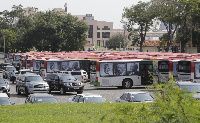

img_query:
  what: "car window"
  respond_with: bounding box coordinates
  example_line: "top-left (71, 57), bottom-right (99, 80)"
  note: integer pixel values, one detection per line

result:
top-left (0, 78), bottom-right (6, 84)
top-left (71, 72), bottom-right (81, 75)
top-left (6, 67), bottom-right (16, 71)
top-left (26, 76), bottom-right (43, 82)
top-left (74, 95), bottom-right (81, 102)
top-left (0, 97), bottom-right (11, 105)
top-left (126, 93), bottom-right (131, 101)
top-left (60, 75), bottom-right (76, 81)
top-left (79, 96), bottom-right (84, 103)
top-left (83, 72), bottom-right (87, 74)
top-left (179, 85), bottom-right (200, 92)
top-left (84, 97), bottom-right (106, 103)
top-left (120, 94), bottom-right (127, 100)
top-left (131, 93), bottom-right (154, 102)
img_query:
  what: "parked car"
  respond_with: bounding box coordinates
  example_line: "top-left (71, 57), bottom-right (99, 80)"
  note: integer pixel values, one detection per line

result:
top-left (2, 65), bottom-right (18, 79)
top-left (115, 92), bottom-right (154, 103)
top-left (68, 93), bottom-right (107, 103)
top-left (175, 81), bottom-right (200, 100)
top-left (0, 93), bottom-right (15, 105)
top-left (65, 70), bottom-right (88, 82)
top-left (16, 73), bottom-right (49, 96)
top-left (0, 78), bottom-right (10, 97)
top-left (25, 93), bottom-right (58, 104)
top-left (46, 73), bottom-right (84, 95)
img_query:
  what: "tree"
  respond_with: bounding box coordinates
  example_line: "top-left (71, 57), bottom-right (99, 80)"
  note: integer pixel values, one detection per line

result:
top-left (106, 33), bottom-right (128, 50)
top-left (174, 0), bottom-right (200, 53)
top-left (25, 11), bottom-right (88, 52)
top-left (122, 1), bottom-right (156, 52)
top-left (150, 0), bottom-right (190, 52)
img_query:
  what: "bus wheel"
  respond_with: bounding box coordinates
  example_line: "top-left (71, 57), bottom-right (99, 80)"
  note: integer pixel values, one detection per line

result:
top-left (122, 79), bottom-right (132, 89)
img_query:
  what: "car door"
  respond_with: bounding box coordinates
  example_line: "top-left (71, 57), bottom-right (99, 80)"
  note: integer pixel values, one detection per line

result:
top-left (119, 93), bottom-right (127, 102)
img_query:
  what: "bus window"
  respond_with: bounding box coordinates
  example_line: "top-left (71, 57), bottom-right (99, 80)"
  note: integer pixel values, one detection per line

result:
top-left (178, 61), bottom-right (191, 73)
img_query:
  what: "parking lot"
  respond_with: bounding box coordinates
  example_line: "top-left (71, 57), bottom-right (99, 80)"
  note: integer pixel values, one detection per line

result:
top-left (7, 79), bottom-right (154, 105)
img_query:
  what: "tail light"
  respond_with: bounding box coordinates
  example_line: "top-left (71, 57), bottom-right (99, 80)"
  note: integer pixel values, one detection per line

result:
top-left (190, 79), bottom-right (193, 82)
top-left (82, 76), bottom-right (83, 79)
top-left (95, 77), bottom-right (98, 82)
top-left (44, 73), bottom-right (45, 77)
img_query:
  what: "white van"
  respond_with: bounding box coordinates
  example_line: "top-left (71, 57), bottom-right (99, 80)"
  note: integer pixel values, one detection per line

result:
top-left (65, 70), bottom-right (88, 82)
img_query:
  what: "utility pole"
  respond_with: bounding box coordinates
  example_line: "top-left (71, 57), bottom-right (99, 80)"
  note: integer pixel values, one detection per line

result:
top-left (3, 32), bottom-right (5, 54)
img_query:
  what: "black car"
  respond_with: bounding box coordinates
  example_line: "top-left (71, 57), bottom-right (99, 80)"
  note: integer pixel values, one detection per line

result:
top-left (0, 77), bottom-right (10, 97)
top-left (25, 93), bottom-right (58, 104)
top-left (46, 73), bottom-right (84, 94)
top-left (175, 81), bottom-right (200, 100)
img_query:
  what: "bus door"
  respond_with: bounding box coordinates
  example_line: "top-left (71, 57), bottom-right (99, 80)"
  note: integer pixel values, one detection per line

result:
top-left (89, 61), bottom-right (98, 83)
top-left (178, 60), bottom-right (193, 81)
top-left (158, 60), bottom-right (170, 83)
top-left (172, 61), bottom-right (179, 81)
top-left (140, 61), bottom-right (153, 85)
top-left (194, 61), bottom-right (200, 83)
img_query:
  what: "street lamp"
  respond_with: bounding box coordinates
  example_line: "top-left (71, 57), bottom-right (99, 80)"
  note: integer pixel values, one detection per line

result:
top-left (2, 31), bottom-right (6, 54)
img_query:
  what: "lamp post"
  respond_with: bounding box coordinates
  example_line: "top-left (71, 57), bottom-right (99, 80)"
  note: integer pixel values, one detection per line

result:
top-left (2, 31), bottom-right (5, 54)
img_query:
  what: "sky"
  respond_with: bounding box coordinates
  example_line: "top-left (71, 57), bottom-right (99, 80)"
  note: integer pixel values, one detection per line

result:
top-left (0, 0), bottom-right (150, 29)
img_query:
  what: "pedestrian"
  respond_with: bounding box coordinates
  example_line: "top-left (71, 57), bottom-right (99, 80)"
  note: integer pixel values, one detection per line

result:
top-left (11, 70), bottom-right (16, 84)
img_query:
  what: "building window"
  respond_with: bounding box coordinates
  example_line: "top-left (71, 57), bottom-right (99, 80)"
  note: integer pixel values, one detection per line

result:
top-left (102, 32), bottom-right (110, 38)
top-left (88, 25), bottom-right (93, 38)
top-left (97, 26), bottom-right (100, 30)
top-left (97, 40), bottom-right (100, 46)
top-left (97, 32), bottom-right (100, 38)
top-left (102, 40), bottom-right (104, 47)
top-left (102, 26), bottom-right (110, 30)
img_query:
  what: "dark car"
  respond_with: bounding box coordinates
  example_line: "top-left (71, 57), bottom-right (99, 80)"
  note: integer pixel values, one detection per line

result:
top-left (25, 93), bottom-right (58, 104)
top-left (0, 78), bottom-right (10, 97)
top-left (175, 81), bottom-right (200, 100)
top-left (46, 73), bottom-right (84, 95)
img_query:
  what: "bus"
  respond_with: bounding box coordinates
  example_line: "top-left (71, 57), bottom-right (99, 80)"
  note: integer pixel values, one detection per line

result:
top-left (41, 59), bottom-right (90, 79)
top-left (178, 60), bottom-right (194, 82)
top-left (90, 59), bottom-right (154, 89)
top-left (158, 60), bottom-right (179, 82)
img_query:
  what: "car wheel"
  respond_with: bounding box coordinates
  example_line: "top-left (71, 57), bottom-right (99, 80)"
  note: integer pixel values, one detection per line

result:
top-left (60, 87), bottom-right (66, 95)
top-left (25, 88), bottom-right (29, 97)
top-left (122, 79), bottom-right (132, 89)
top-left (77, 91), bottom-right (83, 94)
top-left (16, 86), bottom-right (21, 95)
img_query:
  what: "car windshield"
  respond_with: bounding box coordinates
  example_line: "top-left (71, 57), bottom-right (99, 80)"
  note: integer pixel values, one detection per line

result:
top-left (0, 97), bottom-right (11, 105)
top-left (6, 67), bottom-right (16, 71)
top-left (179, 85), bottom-right (200, 92)
top-left (34, 97), bottom-right (58, 103)
top-left (84, 97), bottom-right (106, 103)
top-left (60, 75), bottom-right (76, 81)
top-left (0, 78), bottom-right (6, 84)
top-left (131, 93), bottom-right (154, 102)
top-left (26, 76), bottom-right (43, 82)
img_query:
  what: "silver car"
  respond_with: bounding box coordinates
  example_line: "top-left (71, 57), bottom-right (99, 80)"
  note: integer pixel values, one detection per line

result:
top-left (115, 92), bottom-right (154, 103)
top-left (16, 73), bottom-right (49, 96)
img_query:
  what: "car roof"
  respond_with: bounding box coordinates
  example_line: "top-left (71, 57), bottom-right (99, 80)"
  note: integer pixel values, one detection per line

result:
top-left (19, 69), bottom-right (32, 72)
top-left (0, 93), bottom-right (9, 97)
top-left (29, 93), bottom-right (55, 98)
top-left (20, 73), bottom-right (40, 76)
top-left (77, 93), bottom-right (102, 97)
top-left (124, 92), bottom-right (148, 94)
top-left (176, 82), bottom-right (200, 86)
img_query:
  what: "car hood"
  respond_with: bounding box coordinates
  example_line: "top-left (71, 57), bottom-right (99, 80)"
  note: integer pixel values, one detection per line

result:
top-left (28, 81), bottom-right (48, 85)
top-left (0, 84), bottom-right (8, 88)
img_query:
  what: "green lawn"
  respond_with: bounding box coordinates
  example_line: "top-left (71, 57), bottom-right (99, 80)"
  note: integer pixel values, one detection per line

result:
top-left (0, 103), bottom-right (139, 123)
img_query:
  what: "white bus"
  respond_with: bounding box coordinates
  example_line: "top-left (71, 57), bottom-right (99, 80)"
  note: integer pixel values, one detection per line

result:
top-left (90, 59), bottom-right (154, 89)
